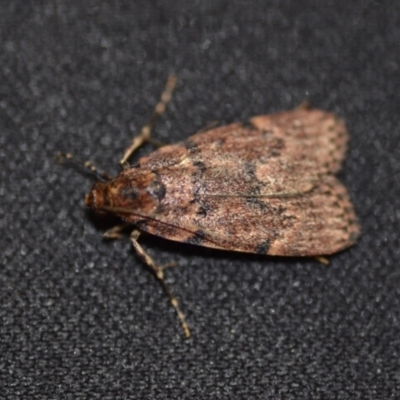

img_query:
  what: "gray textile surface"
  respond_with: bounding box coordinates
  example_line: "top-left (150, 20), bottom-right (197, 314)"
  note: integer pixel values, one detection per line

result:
top-left (1, 1), bottom-right (399, 398)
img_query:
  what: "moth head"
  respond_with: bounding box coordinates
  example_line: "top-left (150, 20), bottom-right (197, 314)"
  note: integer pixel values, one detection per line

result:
top-left (85, 170), bottom-right (166, 217)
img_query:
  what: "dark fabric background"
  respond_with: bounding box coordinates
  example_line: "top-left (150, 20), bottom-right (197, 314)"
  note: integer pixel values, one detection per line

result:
top-left (1, 1), bottom-right (399, 398)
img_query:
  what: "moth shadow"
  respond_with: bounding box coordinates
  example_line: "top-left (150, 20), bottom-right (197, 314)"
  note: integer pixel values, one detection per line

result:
top-left (85, 209), bottom-right (123, 232)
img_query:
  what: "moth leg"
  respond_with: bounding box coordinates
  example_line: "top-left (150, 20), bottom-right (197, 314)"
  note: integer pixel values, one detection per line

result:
top-left (103, 223), bottom-right (132, 240)
top-left (130, 230), bottom-right (191, 338)
top-left (56, 152), bottom-right (112, 181)
top-left (314, 256), bottom-right (329, 265)
top-left (160, 262), bottom-right (178, 270)
top-left (296, 101), bottom-right (310, 110)
top-left (120, 75), bottom-right (177, 168)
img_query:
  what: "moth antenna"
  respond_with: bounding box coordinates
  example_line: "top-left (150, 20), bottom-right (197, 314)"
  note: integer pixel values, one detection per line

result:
top-left (56, 152), bottom-right (112, 182)
top-left (120, 75), bottom-right (177, 168)
top-left (130, 230), bottom-right (191, 338)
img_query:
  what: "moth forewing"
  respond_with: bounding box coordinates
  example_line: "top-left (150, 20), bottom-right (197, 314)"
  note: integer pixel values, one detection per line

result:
top-left (77, 78), bottom-right (360, 337)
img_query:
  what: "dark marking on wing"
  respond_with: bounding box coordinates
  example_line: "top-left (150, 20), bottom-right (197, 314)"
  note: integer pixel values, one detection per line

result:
top-left (184, 229), bottom-right (207, 245)
top-left (244, 196), bottom-right (269, 210)
top-left (185, 139), bottom-right (198, 153)
top-left (193, 160), bottom-right (207, 174)
top-left (256, 240), bottom-right (271, 254)
top-left (147, 176), bottom-right (166, 201)
top-left (135, 219), bottom-right (149, 229)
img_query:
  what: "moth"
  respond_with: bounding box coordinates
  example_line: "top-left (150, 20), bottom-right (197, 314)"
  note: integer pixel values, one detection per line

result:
top-left (60, 76), bottom-right (360, 337)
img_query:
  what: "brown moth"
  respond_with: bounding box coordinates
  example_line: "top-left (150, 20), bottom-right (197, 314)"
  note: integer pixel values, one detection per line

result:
top-left (62, 76), bottom-right (360, 337)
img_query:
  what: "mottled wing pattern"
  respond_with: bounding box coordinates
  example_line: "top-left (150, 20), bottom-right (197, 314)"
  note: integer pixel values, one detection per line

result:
top-left (250, 108), bottom-right (349, 174)
top-left (139, 109), bottom-right (348, 197)
top-left (132, 174), bottom-right (359, 256)
top-left (122, 108), bottom-right (359, 256)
